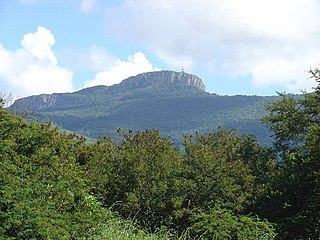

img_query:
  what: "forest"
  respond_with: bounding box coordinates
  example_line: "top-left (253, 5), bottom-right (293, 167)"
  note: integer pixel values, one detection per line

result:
top-left (9, 70), bottom-right (279, 145)
top-left (0, 68), bottom-right (319, 239)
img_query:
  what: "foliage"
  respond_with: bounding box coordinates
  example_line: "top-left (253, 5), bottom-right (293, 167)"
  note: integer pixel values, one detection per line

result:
top-left (8, 66), bottom-right (320, 239)
top-left (182, 131), bottom-right (255, 212)
top-left (83, 129), bottom-right (276, 238)
top-left (0, 105), bottom-right (276, 239)
top-left (88, 217), bottom-right (188, 240)
top-left (83, 129), bottom-right (183, 230)
top-left (0, 107), bottom-right (108, 239)
top-left (173, 130), bottom-right (276, 235)
top-left (9, 76), bottom-right (279, 145)
top-left (262, 68), bottom-right (320, 239)
top-left (189, 204), bottom-right (275, 240)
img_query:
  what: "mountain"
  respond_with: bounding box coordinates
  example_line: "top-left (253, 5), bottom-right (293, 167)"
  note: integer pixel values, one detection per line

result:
top-left (10, 70), bottom-right (278, 144)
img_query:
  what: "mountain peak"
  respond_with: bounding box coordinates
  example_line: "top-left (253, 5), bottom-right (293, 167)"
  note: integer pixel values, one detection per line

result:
top-left (119, 70), bottom-right (206, 92)
top-left (10, 70), bottom-right (207, 111)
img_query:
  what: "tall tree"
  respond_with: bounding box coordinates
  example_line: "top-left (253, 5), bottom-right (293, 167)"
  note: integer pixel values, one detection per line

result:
top-left (262, 68), bottom-right (320, 239)
top-left (179, 130), bottom-right (276, 239)
top-left (83, 129), bottom-right (183, 230)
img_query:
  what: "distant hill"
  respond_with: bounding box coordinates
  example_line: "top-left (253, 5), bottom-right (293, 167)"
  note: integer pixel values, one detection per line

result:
top-left (10, 70), bottom-right (280, 144)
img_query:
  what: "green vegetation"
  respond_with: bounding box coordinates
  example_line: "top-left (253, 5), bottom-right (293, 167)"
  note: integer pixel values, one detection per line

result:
top-left (1, 69), bottom-right (319, 239)
top-left (0, 104), bottom-right (107, 238)
top-left (260, 68), bottom-right (320, 239)
top-left (88, 218), bottom-right (185, 240)
top-left (9, 71), bottom-right (280, 145)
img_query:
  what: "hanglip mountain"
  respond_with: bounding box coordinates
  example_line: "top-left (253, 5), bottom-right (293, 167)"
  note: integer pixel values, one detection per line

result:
top-left (10, 70), bottom-right (278, 144)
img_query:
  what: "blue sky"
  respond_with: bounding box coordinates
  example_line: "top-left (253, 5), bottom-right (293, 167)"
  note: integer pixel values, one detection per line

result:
top-left (1, 0), bottom-right (320, 99)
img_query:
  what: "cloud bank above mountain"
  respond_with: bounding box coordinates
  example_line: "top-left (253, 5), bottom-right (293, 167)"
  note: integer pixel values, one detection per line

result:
top-left (0, 26), bottom-right (156, 98)
top-left (105, 0), bottom-right (320, 92)
top-left (84, 52), bottom-right (156, 87)
top-left (4, 0), bottom-right (320, 97)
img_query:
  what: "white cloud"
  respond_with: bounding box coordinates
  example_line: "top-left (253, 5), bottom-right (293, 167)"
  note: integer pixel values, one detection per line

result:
top-left (85, 52), bottom-right (157, 87)
top-left (58, 47), bottom-right (157, 88)
top-left (21, 26), bottom-right (57, 64)
top-left (0, 26), bottom-right (74, 98)
top-left (105, 0), bottom-right (320, 93)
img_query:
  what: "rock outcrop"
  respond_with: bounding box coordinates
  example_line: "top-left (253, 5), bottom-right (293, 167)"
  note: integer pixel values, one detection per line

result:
top-left (10, 70), bottom-right (206, 111)
top-left (118, 70), bottom-right (206, 92)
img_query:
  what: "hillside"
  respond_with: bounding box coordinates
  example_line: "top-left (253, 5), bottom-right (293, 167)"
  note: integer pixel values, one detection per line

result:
top-left (10, 70), bottom-right (279, 144)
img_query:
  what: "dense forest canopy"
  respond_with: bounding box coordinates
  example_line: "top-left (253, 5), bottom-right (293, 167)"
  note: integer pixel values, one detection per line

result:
top-left (9, 71), bottom-right (280, 145)
top-left (0, 68), bottom-right (319, 239)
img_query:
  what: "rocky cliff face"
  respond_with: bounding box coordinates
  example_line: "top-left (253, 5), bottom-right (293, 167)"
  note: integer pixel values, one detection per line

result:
top-left (10, 71), bottom-right (205, 110)
top-left (10, 70), bottom-right (206, 111)
top-left (118, 70), bottom-right (206, 92)
top-left (10, 93), bottom-right (81, 111)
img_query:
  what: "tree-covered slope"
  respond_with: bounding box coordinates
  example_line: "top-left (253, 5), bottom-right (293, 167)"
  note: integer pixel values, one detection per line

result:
top-left (10, 70), bottom-right (279, 144)
top-left (0, 97), bottom-right (276, 239)
top-left (2, 68), bottom-right (319, 239)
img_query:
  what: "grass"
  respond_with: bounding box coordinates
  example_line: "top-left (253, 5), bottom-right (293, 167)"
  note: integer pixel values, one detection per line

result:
top-left (89, 217), bottom-right (190, 240)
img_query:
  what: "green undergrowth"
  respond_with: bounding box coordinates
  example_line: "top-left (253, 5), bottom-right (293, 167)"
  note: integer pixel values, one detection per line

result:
top-left (90, 218), bottom-right (189, 240)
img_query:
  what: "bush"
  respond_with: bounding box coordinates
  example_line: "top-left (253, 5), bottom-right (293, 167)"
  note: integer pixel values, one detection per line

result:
top-left (189, 205), bottom-right (276, 240)
top-left (0, 108), bottom-right (108, 239)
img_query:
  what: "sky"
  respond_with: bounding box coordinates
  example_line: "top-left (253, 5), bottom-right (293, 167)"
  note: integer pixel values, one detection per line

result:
top-left (1, 0), bottom-right (320, 99)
